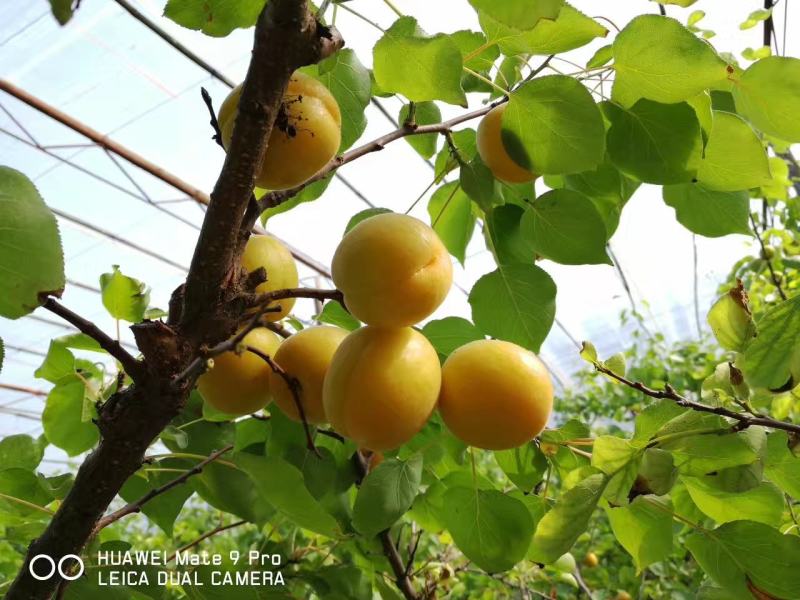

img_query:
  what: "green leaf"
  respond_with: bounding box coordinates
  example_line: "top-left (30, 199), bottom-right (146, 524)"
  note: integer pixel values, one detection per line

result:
top-left (686, 520), bottom-right (800, 599)
top-left (469, 0), bottom-right (562, 31)
top-left (373, 17), bottom-right (466, 106)
top-left (503, 75), bottom-right (605, 175)
top-left (733, 56), bottom-right (800, 142)
top-left (35, 339), bottom-right (75, 383)
top-left (189, 461), bottom-right (274, 526)
top-left (764, 431), bottom-right (800, 499)
top-left (43, 377), bottom-right (98, 456)
top-left (0, 435), bottom-right (45, 471)
top-left (460, 155), bottom-right (498, 212)
top-left (742, 295), bottom-right (800, 389)
top-left (612, 15), bottom-right (729, 106)
top-left (522, 189), bottom-right (611, 265)
top-left (586, 44), bottom-right (613, 69)
top-left (682, 475), bottom-right (783, 526)
top-left (428, 182), bottom-right (475, 264)
top-left (120, 463), bottom-right (194, 536)
top-left (100, 265), bottom-right (149, 323)
top-left (352, 455), bottom-right (422, 537)
top-left (421, 317), bottom-right (483, 360)
top-left (316, 300), bottom-right (360, 331)
top-left (163, 0), bottom-right (265, 37)
top-left (660, 428), bottom-right (761, 476)
top-left (605, 99), bottom-right (703, 184)
top-left (0, 468), bottom-right (52, 517)
top-left (469, 263), bottom-right (556, 353)
top-left (562, 163), bottom-right (639, 239)
top-left (606, 496), bottom-right (673, 571)
top-left (485, 205), bottom-right (535, 265)
top-left (234, 453), bottom-right (340, 537)
top-left (480, 4), bottom-right (606, 56)
top-left (706, 284), bottom-right (756, 352)
top-left (697, 112), bottom-right (771, 191)
top-left (0, 167), bottom-right (65, 319)
top-left (540, 419), bottom-right (590, 444)
top-left (442, 487), bottom-right (534, 572)
top-left (399, 102), bottom-right (441, 158)
top-left (662, 184), bottom-right (750, 238)
top-left (638, 448), bottom-right (677, 495)
top-left (529, 473), bottom-right (606, 564)
top-left (344, 208), bottom-right (393, 234)
top-left (495, 443), bottom-right (547, 491)
top-left (48, 0), bottom-right (74, 25)
top-left (234, 418), bottom-right (269, 452)
top-left (592, 436), bottom-right (640, 475)
top-left (305, 49), bottom-right (371, 151)
top-left (434, 128), bottom-right (477, 181)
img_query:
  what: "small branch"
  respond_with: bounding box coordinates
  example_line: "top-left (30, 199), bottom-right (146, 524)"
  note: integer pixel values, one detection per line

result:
top-left (353, 451), bottom-right (419, 600)
top-left (167, 519), bottom-right (247, 562)
top-left (258, 99), bottom-right (507, 212)
top-left (245, 345), bottom-right (320, 457)
top-left (93, 445), bottom-right (233, 532)
top-left (265, 320), bottom-right (292, 339)
top-left (592, 362), bottom-right (800, 435)
top-left (573, 564), bottom-right (595, 599)
top-left (43, 297), bottom-right (144, 381)
top-left (249, 286), bottom-right (343, 309)
top-left (658, 4), bottom-right (666, 16)
top-left (405, 529), bottom-right (422, 576)
top-left (200, 87), bottom-right (225, 149)
top-left (749, 213), bottom-right (787, 301)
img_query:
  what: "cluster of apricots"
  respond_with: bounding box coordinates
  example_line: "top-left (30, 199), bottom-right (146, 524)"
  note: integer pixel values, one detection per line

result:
top-left (199, 73), bottom-right (551, 452)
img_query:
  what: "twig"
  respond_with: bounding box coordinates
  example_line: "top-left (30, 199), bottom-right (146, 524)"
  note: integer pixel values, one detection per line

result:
top-left (43, 297), bottom-right (143, 381)
top-left (749, 213), bottom-right (787, 301)
top-left (249, 287), bottom-right (343, 309)
top-left (353, 451), bottom-right (419, 600)
top-left (573, 564), bottom-right (595, 599)
top-left (658, 4), bottom-right (666, 16)
top-left (167, 519), bottom-right (247, 562)
top-left (245, 345), bottom-right (320, 457)
top-left (265, 320), bottom-right (292, 339)
top-left (405, 530), bottom-right (422, 576)
top-left (93, 445), bottom-right (233, 532)
top-left (259, 98), bottom-right (508, 212)
top-left (592, 362), bottom-right (800, 435)
top-left (200, 87), bottom-right (225, 149)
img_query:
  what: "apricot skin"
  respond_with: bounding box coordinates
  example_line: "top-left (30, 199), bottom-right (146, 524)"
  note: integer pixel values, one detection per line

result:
top-left (323, 326), bottom-right (441, 451)
top-left (218, 71), bottom-right (341, 190)
top-left (197, 328), bottom-right (281, 416)
top-left (268, 326), bottom-right (348, 424)
top-left (242, 235), bottom-right (299, 322)
top-left (438, 339), bottom-right (553, 450)
top-left (331, 213), bottom-right (453, 327)
top-left (477, 104), bottom-right (537, 184)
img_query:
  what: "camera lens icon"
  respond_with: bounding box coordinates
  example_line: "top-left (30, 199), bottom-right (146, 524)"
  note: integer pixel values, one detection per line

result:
top-left (29, 554), bottom-right (84, 581)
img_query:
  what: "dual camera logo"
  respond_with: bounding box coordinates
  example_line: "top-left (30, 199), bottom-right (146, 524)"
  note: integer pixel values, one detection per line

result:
top-left (28, 554), bottom-right (84, 581)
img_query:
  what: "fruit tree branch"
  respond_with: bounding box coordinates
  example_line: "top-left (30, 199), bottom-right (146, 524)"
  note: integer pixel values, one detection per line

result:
top-left (43, 297), bottom-right (144, 381)
top-left (353, 451), bottom-right (420, 600)
top-left (592, 361), bottom-right (800, 435)
top-left (749, 213), bottom-right (787, 301)
top-left (257, 98), bottom-right (508, 214)
top-left (167, 519), bottom-right (248, 562)
top-left (93, 445), bottom-right (234, 533)
top-left (181, 0), bottom-right (343, 330)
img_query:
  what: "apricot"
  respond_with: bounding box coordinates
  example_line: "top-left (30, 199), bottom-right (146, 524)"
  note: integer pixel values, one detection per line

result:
top-left (583, 552), bottom-right (599, 568)
top-left (438, 340), bottom-right (553, 450)
top-left (323, 326), bottom-right (441, 451)
top-left (477, 104), bottom-right (537, 184)
top-left (218, 71), bottom-right (341, 190)
top-left (242, 235), bottom-right (299, 321)
top-left (197, 328), bottom-right (281, 416)
top-left (268, 326), bottom-right (348, 424)
top-left (331, 213), bottom-right (453, 327)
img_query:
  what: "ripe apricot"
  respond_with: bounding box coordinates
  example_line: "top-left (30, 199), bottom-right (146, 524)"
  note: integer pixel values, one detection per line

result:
top-left (331, 213), bottom-right (453, 327)
top-left (242, 235), bottom-right (299, 321)
top-left (197, 328), bottom-right (281, 416)
top-left (438, 340), bottom-right (553, 450)
top-left (218, 71), bottom-right (341, 190)
top-left (477, 104), bottom-right (537, 184)
top-left (323, 326), bottom-right (441, 451)
top-left (583, 552), bottom-right (599, 568)
top-left (268, 326), bottom-right (348, 424)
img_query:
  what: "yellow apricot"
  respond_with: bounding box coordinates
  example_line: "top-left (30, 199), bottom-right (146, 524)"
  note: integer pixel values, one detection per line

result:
top-left (218, 71), bottom-right (341, 190)
top-left (323, 326), bottom-right (441, 451)
top-left (438, 340), bottom-right (553, 450)
top-left (268, 325), bottom-right (348, 424)
top-left (242, 235), bottom-right (299, 321)
top-left (331, 213), bottom-right (453, 327)
top-left (197, 328), bottom-right (281, 416)
top-left (477, 104), bottom-right (537, 184)
top-left (583, 552), bottom-right (599, 568)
